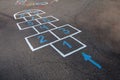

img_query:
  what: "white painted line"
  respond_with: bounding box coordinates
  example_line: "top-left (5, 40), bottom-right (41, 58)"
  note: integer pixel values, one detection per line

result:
top-left (25, 31), bottom-right (74, 51)
top-left (27, 12), bottom-right (32, 16)
top-left (14, 9), bottom-right (46, 19)
top-left (36, 15), bottom-right (42, 18)
top-left (37, 15), bottom-right (59, 23)
top-left (14, 13), bottom-right (31, 19)
top-left (25, 32), bottom-right (59, 52)
top-left (63, 45), bottom-right (87, 57)
top-left (48, 22), bottom-right (57, 28)
top-left (66, 24), bottom-right (82, 32)
top-left (32, 26), bottom-right (40, 34)
top-left (34, 22), bottom-right (57, 29)
top-left (71, 36), bottom-right (87, 48)
top-left (15, 15), bottom-right (59, 30)
top-left (50, 44), bottom-right (65, 57)
top-left (23, 17), bottom-right (28, 21)
top-left (32, 44), bottom-right (51, 51)
top-left (23, 15), bottom-right (39, 18)
top-left (36, 19), bottom-right (42, 24)
top-left (14, 9), bottom-right (86, 57)
top-left (30, 10), bottom-right (46, 15)
top-left (49, 30), bottom-right (60, 40)
top-left (17, 17), bottom-right (41, 24)
top-left (25, 28), bottom-right (58, 38)
top-left (23, 15), bottom-right (42, 21)
top-left (25, 37), bottom-right (34, 51)
top-left (17, 19), bottom-right (41, 30)
top-left (49, 15), bottom-right (59, 21)
top-left (50, 36), bottom-right (87, 57)
top-left (16, 23), bottom-right (22, 30)
top-left (25, 24), bottom-right (81, 40)
top-left (49, 24), bottom-right (81, 37)
top-left (25, 29), bottom-right (82, 52)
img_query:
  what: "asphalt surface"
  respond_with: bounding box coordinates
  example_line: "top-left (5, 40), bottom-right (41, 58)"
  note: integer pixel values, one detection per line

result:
top-left (0, 0), bottom-right (120, 80)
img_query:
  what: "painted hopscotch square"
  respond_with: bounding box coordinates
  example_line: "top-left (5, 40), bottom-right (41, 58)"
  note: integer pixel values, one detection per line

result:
top-left (29, 10), bottom-right (45, 16)
top-left (25, 15), bottom-right (41, 21)
top-left (51, 37), bottom-right (87, 57)
top-left (37, 16), bottom-right (59, 24)
top-left (15, 13), bottom-right (30, 19)
top-left (17, 20), bottom-right (40, 30)
top-left (51, 24), bottom-right (81, 38)
top-left (25, 31), bottom-right (58, 51)
top-left (16, 18), bottom-right (26, 22)
top-left (14, 9), bottom-right (45, 19)
top-left (34, 23), bottom-right (56, 33)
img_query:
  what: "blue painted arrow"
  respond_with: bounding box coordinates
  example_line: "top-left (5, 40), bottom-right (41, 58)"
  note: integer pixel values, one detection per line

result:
top-left (82, 52), bottom-right (102, 69)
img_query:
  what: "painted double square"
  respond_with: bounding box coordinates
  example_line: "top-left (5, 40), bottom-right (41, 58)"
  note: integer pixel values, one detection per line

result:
top-left (17, 20), bottom-right (40, 30)
top-left (15, 13), bottom-right (30, 19)
top-left (14, 9), bottom-right (45, 19)
top-left (24, 15), bottom-right (41, 21)
top-left (37, 16), bottom-right (59, 24)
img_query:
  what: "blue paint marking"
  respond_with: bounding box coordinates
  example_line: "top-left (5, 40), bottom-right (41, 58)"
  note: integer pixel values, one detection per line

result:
top-left (27, 21), bottom-right (34, 26)
top-left (82, 52), bottom-right (102, 69)
top-left (40, 25), bottom-right (49, 30)
top-left (38, 35), bottom-right (47, 44)
top-left (20, 14), bottom-right (24, 18)
top-left (42, 18), bottom-right (50, 23)
top-left (58, 28), bottom-right (70, 34)
top-left (25, 10), bottom-right (31, 13)
top-left (31, 16), bottom-right (35, 20)
top-left (63, 41), bottom-right (72, 49)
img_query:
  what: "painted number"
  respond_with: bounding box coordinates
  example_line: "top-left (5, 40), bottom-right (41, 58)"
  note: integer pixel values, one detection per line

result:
top-left (20, 14), bottom-right (24, 18)
top-left (27, 21), bottom-right (34, 26)
top-left (38, 35), bottom-right (47, 44)
top-left (58, 28), bottom-right (70, 34)
top-left (42, 18), bottom-right (50, 22)
top-left (40, 25), bottom-right (49, 30)
top-left (31, 16), bottom-right (35, 20)
top-left (63, 41), bottom-right (72, 49)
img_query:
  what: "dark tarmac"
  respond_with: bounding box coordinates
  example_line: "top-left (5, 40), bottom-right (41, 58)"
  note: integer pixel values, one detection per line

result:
top-left (0, 0), bottom-right (120, 80)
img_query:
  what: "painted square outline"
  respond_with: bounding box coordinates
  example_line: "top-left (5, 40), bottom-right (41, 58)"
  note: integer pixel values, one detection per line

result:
top-left (16, 19), bottom-right (41, 30)
top-left (27, 24), bottom-right (82, 40)
top-left (22, 22), bottom-right (57, 37)
top-left (14, 13), bottom-right (31, 20)
top-left (37, 16), bottom-right (59, 24)
top-left (23, 15), bottom-right (42, 21)
top-left (29, 10), bottom-right (45, 16)
top-left (50, 36), bottom-right (87, 57)
top-left (33, 22), bottom-right (57, 34)
top-left (51, 24), bottom-right (82, 39)
top-left (24, 31), bottom-right (60, 51)
top-left (14, 9), bottom-right (46, 19)
top-left (16, 15), bottom-right (59, 30)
